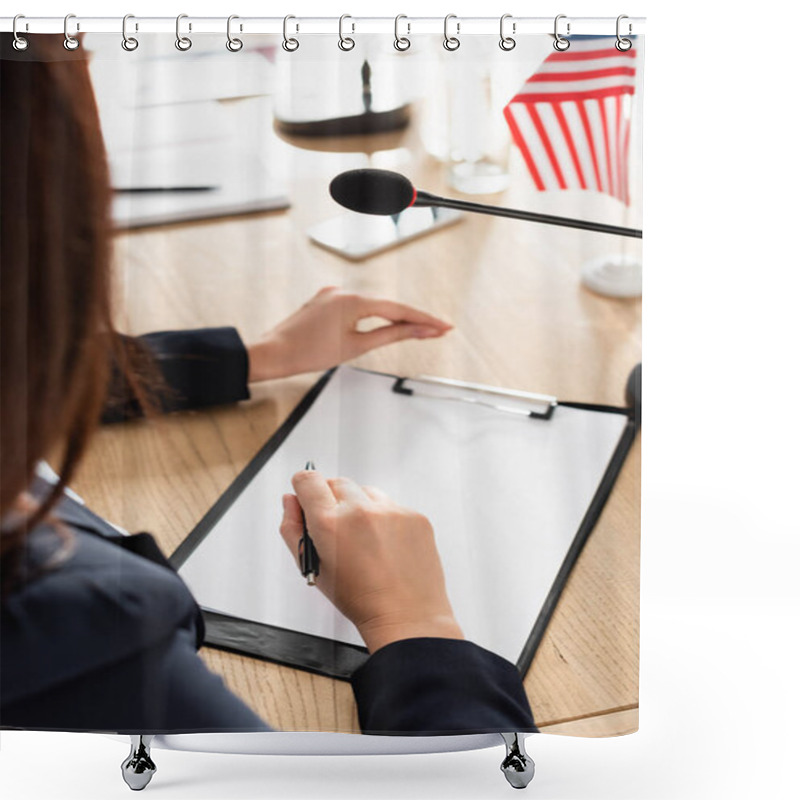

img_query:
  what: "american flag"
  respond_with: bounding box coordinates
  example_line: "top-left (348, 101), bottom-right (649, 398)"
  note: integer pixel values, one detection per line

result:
top-left (503, 37), bottom-right (638, 204)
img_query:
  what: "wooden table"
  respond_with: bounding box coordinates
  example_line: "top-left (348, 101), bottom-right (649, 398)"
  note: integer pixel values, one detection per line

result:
top-left (71, 120), bottom-right (641, 738)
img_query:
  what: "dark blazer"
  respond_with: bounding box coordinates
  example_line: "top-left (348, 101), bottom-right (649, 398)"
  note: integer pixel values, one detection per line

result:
top-left (1, 327), bottom-right (535, 735)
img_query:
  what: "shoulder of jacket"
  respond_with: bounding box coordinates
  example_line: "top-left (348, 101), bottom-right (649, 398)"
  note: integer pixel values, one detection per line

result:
top-left (1, 527), bottom-right (198, 706)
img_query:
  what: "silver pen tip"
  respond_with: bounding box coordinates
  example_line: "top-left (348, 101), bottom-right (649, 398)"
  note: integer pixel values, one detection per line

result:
top-left (306, 574), bottom-right (316, 586)
top-left (305, 461), bottom-right (316, 471)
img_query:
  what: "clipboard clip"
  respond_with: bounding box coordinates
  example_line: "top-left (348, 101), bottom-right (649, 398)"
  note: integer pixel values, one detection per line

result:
top-left (392, 375), bottom-right (557, 420)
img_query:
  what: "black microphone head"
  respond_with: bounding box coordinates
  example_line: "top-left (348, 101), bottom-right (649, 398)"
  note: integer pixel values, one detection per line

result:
top-left (329, 169), bottom-right (415, 216)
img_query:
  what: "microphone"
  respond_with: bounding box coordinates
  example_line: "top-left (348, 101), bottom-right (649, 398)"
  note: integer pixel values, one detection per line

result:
top-left (329, 168), bottom-right (642, 239)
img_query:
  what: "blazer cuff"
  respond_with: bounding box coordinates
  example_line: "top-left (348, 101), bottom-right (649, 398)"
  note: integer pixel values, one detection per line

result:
top-left (351, 637), bottom-right (536, 736)
top-left (103, 327), bottom-right (251, 421)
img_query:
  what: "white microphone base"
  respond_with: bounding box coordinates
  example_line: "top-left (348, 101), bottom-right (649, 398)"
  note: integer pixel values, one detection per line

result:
top-left (580, 254), bottom-right (642, 298)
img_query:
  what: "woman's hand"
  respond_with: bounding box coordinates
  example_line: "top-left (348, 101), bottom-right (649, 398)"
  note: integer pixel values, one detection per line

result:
top-left (279, 470), bottom-right (464, 654)
top-left (247, 287), bottom-right (452, 383)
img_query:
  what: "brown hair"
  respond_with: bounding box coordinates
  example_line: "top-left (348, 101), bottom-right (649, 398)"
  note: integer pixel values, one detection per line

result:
top-left (1, 35), bottom-right (135, 593)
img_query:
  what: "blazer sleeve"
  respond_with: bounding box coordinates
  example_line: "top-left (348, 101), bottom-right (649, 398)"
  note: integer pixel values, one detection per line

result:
top-left (102, 327), bottom-right (251, 422)
top-left (350, 638), bottom-right (537, 735)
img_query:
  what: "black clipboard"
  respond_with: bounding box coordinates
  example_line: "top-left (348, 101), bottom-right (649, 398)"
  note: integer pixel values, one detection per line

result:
top-left (170, 365), bottom-right (641, 681)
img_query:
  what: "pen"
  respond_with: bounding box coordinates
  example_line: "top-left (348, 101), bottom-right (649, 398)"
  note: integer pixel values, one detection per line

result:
top-left (113, 186), bottom-right (217, 193)
top-left (297, 461), bottom-right (320, 586)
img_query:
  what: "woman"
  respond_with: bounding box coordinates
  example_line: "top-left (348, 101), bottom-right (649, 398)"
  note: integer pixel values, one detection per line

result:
top-left (0, 35), bottom-right (534, 735)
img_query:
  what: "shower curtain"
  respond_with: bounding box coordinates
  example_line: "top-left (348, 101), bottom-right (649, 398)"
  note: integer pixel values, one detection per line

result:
top-left (0, 14), bottom-right (643, 773)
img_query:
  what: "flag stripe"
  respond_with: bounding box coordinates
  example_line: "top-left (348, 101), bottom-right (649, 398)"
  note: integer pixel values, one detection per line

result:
top-left (563, 100), bottom-right (597, 191)
top-left (503, 105), bottom-right (546, 190)
top-left (534, 57), bottom-right (637, 76)
top-left (526, 105), bottom-right (567, 189)
top-left (578, 100), bottom-right (604, 192)
top-left (513, 85), bottom-right (635, 103)
top-left (552, 102), bottom-right (587, 189)
top-left (527, 66), bottom-right (636, 83)
top-left (598, 97), bottom-right (614, 198)
top-left (621, 105), bottom-right (631, 204)
top-left (545, 47), bottom-right (637, 62)
top-left (615, 94), bottom-right (623, 201)
top-left (606, 95), bottom-right (619, 199)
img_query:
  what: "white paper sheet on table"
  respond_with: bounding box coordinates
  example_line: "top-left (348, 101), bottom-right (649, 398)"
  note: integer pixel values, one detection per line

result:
top-left (177, 367), bottom-right (628, 665)
top-left (104, 98), bottom-right (290, 228)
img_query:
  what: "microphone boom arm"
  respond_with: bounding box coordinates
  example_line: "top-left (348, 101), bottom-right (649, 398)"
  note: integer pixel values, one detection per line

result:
top-left (413, 190), bottom-right (642, 239)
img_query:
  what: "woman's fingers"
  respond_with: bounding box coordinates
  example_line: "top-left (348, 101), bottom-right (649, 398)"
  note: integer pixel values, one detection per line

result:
top-left (356, 321), bottom-right (444, 351)
top-left (291, 469), bottom-right (337, 524)
top-left (358, 297), bottom-right (452, 332)
top-left (279, 494), bottom-right (305, 556)
top-left (351, 297), bottom-right (453, 353)
top-left (361, 485), bottom-right (390, 502)
top-left (327, 476), bottom-right (370, 504)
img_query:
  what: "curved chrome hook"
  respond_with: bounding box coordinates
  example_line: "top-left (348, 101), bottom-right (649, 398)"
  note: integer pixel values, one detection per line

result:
top-left (64, 13), bottom-right (80, 51)
top-left (282, 15), bottom-right (299, 52)
top-left (553, 14), bottom-right (570, 51)
top-left (338, 14), bottom-right (355, 51)
top-left (443, 13), bottom-right (460, 51)
top-left (122, 14), bottom-right (139, 51)
top-left (499, 14), bottom-right (516, 51)
top-left (226, 15), bottom-right (243, 51)
top-left (175, 13), bottom-right (192, 51)
top-left (12, 15), bottom-right (29, 51)
top-left (394, 14), bottom-right (411, 51)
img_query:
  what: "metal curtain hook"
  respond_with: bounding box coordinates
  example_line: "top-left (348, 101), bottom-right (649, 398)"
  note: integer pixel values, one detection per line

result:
top-left (122, 14), bottom-right (139, 51)
top-left (338, 14), bottom-right (355, 51)
top-left (499, 14), bottom-right (516, 51)
top-left (63, 13), bottom-right (80, 50)
top-left (226, 15), bottom-right (243, 51)
top-left (443, 14), bottom-right (460, 51)
top-left (175, 14), bottom-right (192, 51)
top-left (394, 14), bottom-right (411, 51)
top-left (616, 14), bottom-right (633, 51)
top-left (282, 15), bottom-right (299, 51)
top-left (12, 15), bottom-right (29, 51)
top-left (553, 14), bottom-right (570, 51)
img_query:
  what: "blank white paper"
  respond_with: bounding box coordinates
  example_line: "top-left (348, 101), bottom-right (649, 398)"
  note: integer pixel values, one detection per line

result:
top-left (178, 367), bottom-right (628, 665)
